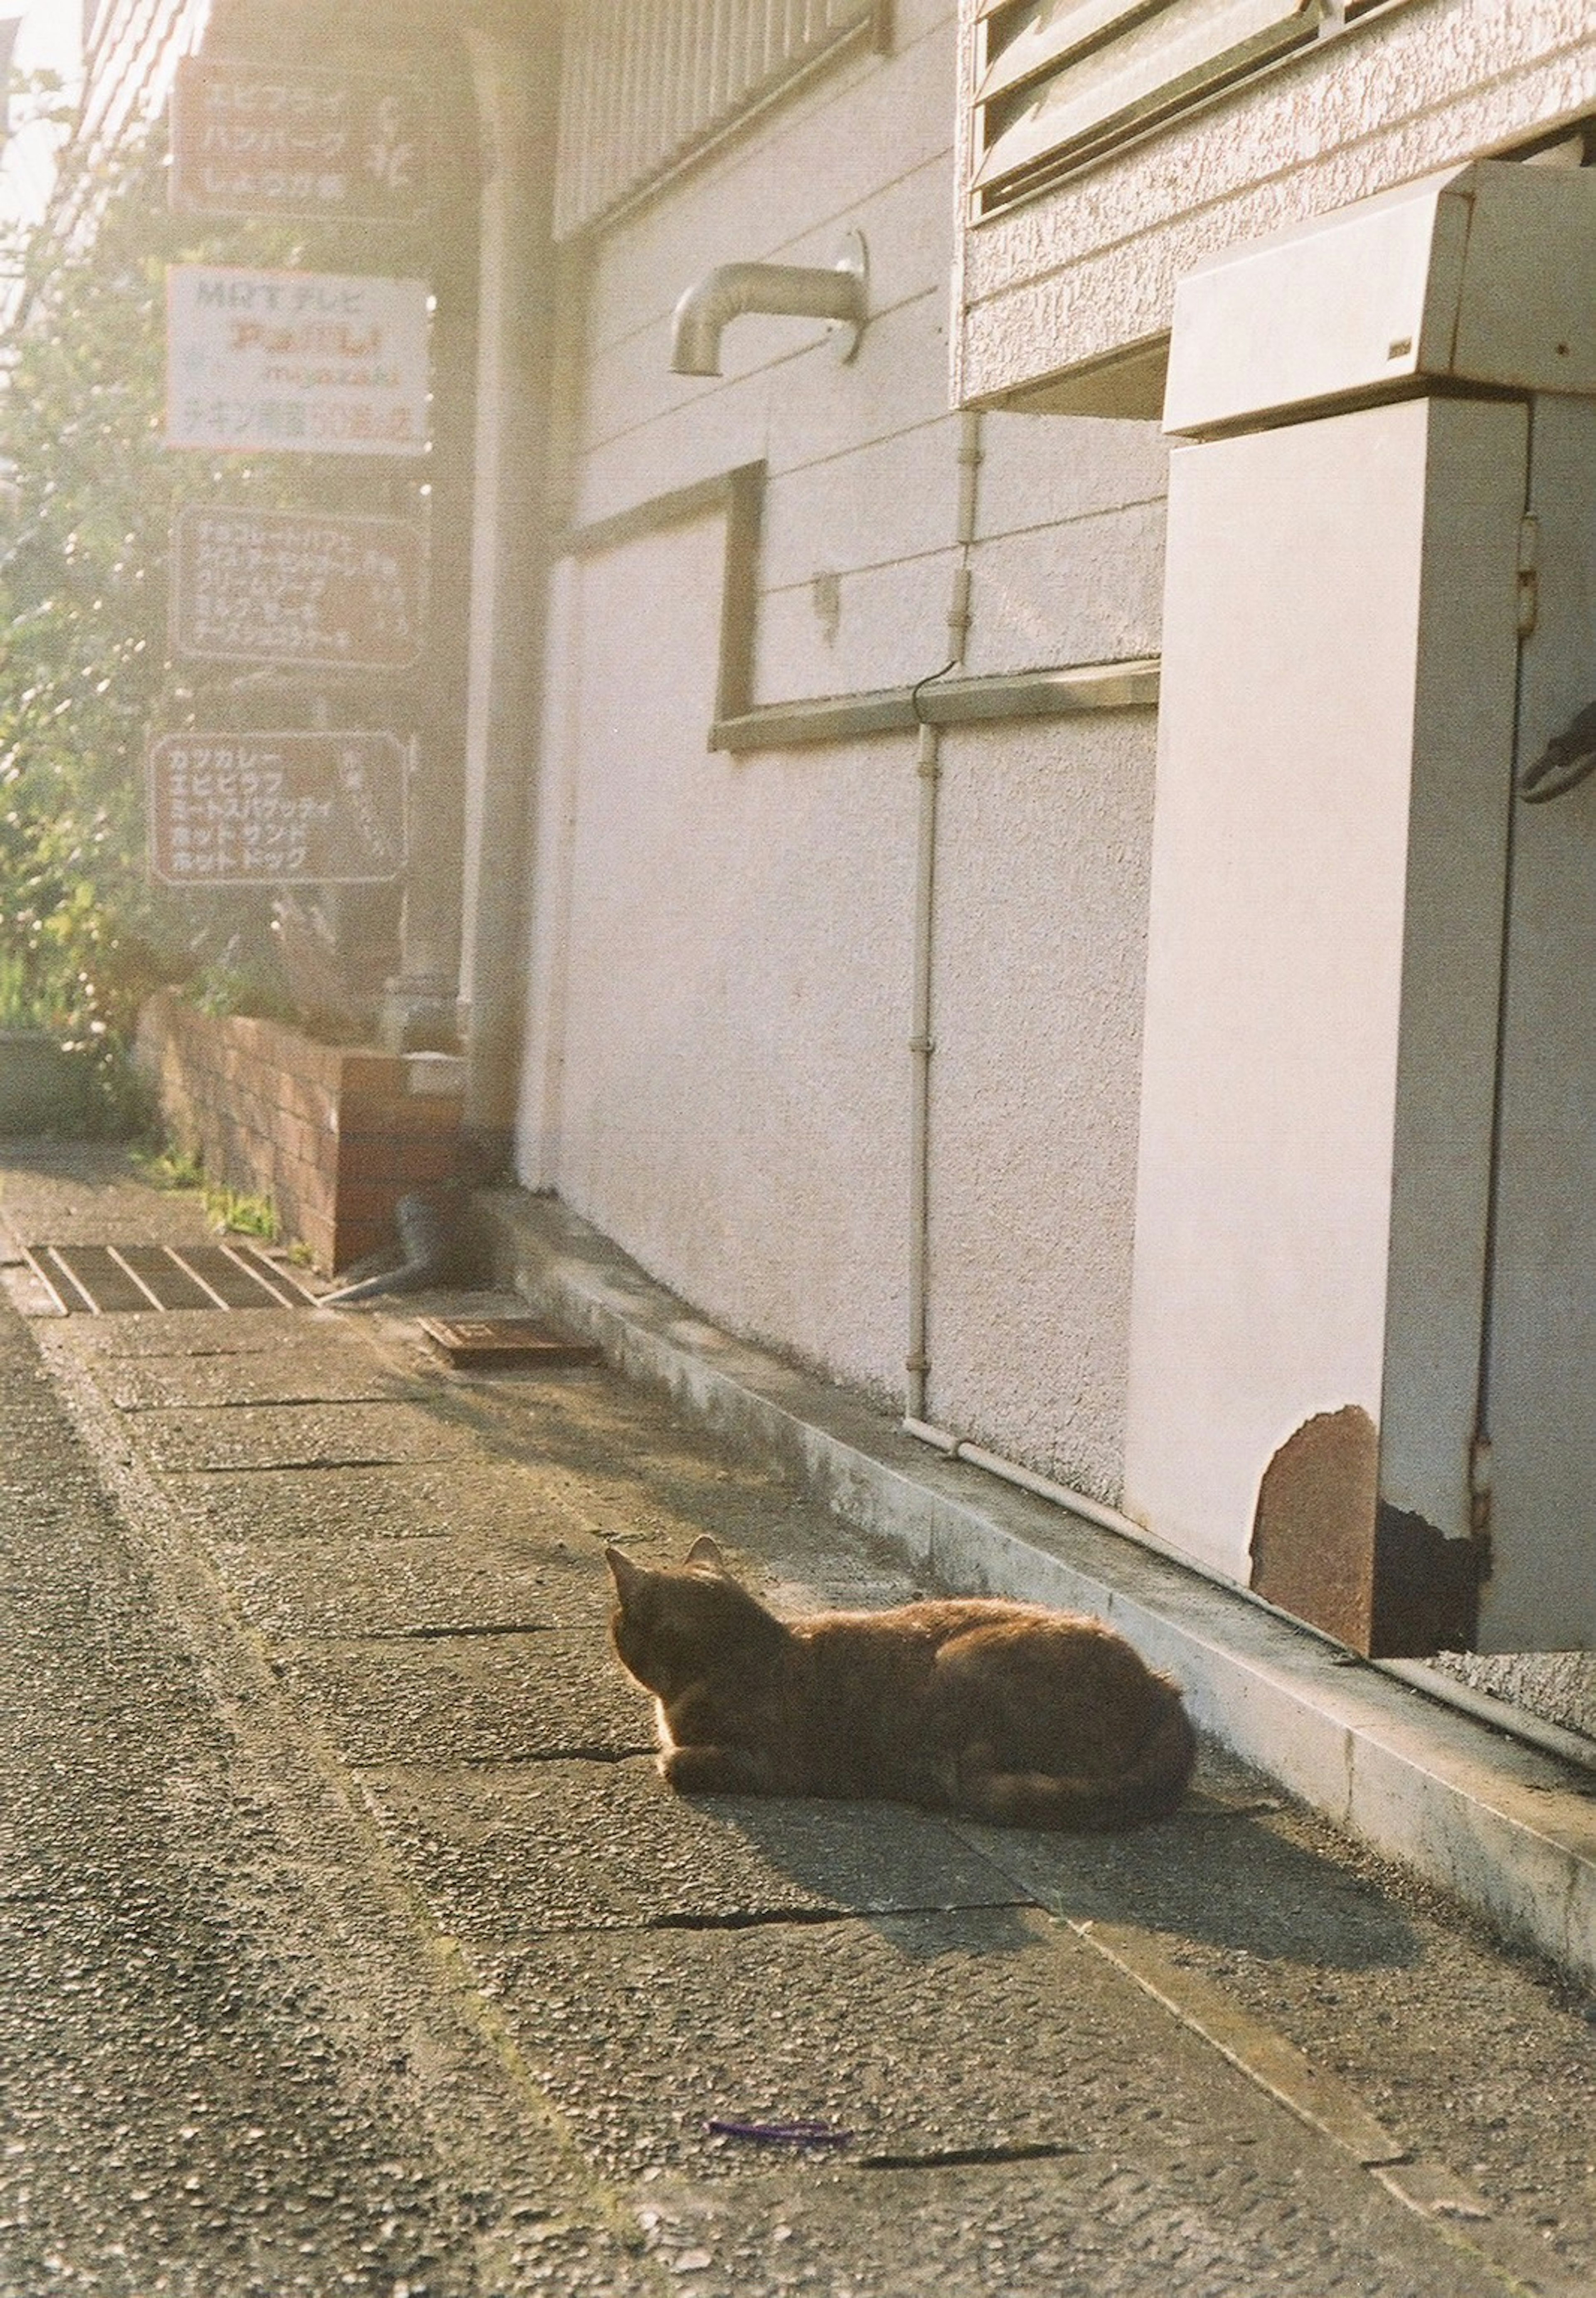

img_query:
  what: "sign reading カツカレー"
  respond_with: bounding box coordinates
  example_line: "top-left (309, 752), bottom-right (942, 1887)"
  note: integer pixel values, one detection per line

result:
top-left (165, 266), bottom-right (430, 457)
top-left (147, 732), bottom-right (409, 886)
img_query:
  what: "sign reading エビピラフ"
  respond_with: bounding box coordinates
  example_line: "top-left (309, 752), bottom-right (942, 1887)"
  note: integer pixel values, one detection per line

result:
top-left (165, 266), bottom-right (430, 457)
top-left (147, 733), bottom-right (409, 886)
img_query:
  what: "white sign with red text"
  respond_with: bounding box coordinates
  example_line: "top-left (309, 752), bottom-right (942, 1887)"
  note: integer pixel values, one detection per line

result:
top-left (165, 266), bottom-right (430, 458)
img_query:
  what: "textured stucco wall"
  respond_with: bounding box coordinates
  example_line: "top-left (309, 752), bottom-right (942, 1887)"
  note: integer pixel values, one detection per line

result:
top-left (922, 711), bottom-right (1157, 1501)
top-left (518, 0), bottom-right (1165, 1475)
top-left (956, 0), bottom-right (1596, 405)
top-left (520, 516), bottom-right (916, 1404)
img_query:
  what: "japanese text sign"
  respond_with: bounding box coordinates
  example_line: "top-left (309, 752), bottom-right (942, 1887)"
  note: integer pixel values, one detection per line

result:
top-left (171, 505), bottom-right (426, 670)
top-left (148, 732), bottom-right (409, 885)
top-left (166, 266), bottom-right (430, 458)
top-left (170, 57), bottom-right (428, 224)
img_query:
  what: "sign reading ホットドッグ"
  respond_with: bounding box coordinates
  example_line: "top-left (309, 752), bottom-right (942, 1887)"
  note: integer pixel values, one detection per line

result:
top-left (165, 266), bottom-right (430, 457)
top-left (147, 732), bottom-right (409, 885)
top-left (169, 57), bottom-right (428, 225)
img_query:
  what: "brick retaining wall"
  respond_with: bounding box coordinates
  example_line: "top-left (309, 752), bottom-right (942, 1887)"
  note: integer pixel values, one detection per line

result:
top-left (136, 991), bottom-right (463, 1273)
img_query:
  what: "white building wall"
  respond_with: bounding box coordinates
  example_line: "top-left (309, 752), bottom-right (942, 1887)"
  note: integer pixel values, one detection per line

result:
top-left (518, 0), bottom-right (1165, 1488)
top-left (924, 710), bottom-right (1156, 1501)
top-left (523, 515), bottom-right (917, 1399)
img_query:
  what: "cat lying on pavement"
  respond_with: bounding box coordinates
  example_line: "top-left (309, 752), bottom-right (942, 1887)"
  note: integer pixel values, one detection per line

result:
top-left (606, 1537), bottom-right (1195, 1830)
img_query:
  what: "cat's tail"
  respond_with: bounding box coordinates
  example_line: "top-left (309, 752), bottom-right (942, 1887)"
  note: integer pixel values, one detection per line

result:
top-left (967, 1691), bottom-right (1197, 1832)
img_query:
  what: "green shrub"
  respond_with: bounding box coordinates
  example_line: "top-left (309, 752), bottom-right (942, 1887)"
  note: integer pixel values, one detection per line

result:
top-left (0, 88), bottom-right (431, 1071)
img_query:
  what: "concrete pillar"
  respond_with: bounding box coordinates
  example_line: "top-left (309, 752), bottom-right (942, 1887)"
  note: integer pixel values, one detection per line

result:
top-left (454, 17), bottom-right (563, 1158)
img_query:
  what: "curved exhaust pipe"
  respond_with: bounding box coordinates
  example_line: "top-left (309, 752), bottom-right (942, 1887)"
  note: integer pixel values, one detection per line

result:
top-left (671, 231), bottom-right (868, 377)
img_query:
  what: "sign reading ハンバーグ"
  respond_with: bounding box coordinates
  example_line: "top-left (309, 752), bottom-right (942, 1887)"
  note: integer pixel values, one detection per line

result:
top-left (165, 267), bottom-right (430, 456)
top-left (147, 732), bottom-right (409, 886)
top-left (170, 57), bottom-right (427, 225)
top-left (170, 505), bottom-right (426, 670)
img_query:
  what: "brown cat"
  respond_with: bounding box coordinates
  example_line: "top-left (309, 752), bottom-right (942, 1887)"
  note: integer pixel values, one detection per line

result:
top-left (606, 1537), bottom-right (1195, 1830)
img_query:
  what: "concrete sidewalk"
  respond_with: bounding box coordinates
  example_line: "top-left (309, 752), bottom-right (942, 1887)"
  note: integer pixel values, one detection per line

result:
top-left (2, 1143), bottom-right (1594, 2298)
top-left (477, 1188), bottom-right (1596, 1995)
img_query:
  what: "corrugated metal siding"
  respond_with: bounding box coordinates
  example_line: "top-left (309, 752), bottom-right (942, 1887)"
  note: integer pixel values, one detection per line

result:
top-left (554, 0), bottom-right (880, 239)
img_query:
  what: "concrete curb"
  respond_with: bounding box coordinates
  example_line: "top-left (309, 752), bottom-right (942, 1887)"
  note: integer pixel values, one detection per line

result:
top-left (477, 1188), bottom-right (1596, 1990)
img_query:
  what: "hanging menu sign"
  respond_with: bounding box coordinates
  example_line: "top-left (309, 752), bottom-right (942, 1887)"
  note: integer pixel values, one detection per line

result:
top-left (165, 266), bottom-right (431, 457)
top-left (171, 505), bottom-right (426, 670)
top-left (169, 56), bottom-right (428, 225)
top-left (148, 731), bottom-right (409, 885)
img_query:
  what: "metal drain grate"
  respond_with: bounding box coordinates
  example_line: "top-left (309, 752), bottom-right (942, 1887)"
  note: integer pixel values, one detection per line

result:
top-left (417, 1316), bottom-right (600, 1369)
top-left (23, 1241), bottom-right (317, 1314)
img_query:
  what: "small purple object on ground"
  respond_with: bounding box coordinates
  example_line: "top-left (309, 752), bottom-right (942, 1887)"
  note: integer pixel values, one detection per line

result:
top-left (705, 2118), bottom-right (853, 2148)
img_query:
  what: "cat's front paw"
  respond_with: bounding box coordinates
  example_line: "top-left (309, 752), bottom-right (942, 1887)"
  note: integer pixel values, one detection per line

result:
top-left (660, 1743), bottom-right (761, 1794)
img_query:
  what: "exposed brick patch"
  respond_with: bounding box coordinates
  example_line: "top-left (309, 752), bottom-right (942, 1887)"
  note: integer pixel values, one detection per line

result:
top-left (135, 992), bottom-right (463, 1273)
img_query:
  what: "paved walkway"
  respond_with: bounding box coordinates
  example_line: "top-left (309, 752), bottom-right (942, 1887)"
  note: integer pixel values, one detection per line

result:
top-left (1, 1145), bottom-right (1593, 2298)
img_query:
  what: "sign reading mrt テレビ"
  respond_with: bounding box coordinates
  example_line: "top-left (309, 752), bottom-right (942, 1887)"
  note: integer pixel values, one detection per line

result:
top-left (169, 57), bottom-right (428, 225)
top-left (165, 266), bottom-right (430, 457)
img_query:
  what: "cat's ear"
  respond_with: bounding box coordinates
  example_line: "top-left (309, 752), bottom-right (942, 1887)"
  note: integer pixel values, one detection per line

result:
top-left (685, 1534), bottom-right (728, 1574)
top-left (605, 1544), bottom-right (645, 1600)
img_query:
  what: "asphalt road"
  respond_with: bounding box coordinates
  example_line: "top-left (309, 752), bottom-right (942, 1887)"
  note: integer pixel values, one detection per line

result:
top-left (1, 1145), bottom-right (1593, 2298)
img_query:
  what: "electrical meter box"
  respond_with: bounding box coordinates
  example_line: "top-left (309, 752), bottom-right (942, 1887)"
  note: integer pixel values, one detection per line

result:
top-left (1163, 160), bottom-right (1596, 439)
top-left (1126, 158), bottom-right (1596, 1655)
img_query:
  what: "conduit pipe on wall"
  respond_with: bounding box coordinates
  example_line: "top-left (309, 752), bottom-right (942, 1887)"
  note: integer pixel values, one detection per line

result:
top-left (904, 1413), bottom-right (1174, 1552)
top-left (905, 409), bottom-right (983, 1424)
top-left (901, 1414), bottom-right (1596, 1774)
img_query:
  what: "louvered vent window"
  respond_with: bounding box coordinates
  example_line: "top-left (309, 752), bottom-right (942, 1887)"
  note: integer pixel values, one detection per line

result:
top-left (970, 0), bottom-right (1409, 220)
top-left (554, 0), bottom-right (885, 240)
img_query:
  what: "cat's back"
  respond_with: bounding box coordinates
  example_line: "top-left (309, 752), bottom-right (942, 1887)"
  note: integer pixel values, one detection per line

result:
top-left (793, 1592), bottom-right (1187, 1764)
top-left (795, 1592), bottom-right (1134, 1665)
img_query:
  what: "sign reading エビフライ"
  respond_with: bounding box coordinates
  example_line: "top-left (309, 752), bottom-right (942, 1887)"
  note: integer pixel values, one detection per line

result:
top-left (147, 733), bottom-right (409, 886)
top-left (169, 57), bottom-right (427, 225)
top-left (165, 266), bottom-right (430, 456)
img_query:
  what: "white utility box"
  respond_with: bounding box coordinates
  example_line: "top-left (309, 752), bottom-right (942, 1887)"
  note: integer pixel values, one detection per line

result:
top-left (1126, 160), bottom-right (1596, 1654)
top-left (1163, 160), bottom-right (1596, 438)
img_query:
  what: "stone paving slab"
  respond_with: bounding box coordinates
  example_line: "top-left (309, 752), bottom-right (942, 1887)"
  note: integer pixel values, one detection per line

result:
top-left (279, 1629), bottom-right (645, 1765)
top-left (131, 1399), bottom-right (483, 1473)
top-left (88, 1346), bottom-right (419, 1411)
top-left (951, 1796), bottom-right (1424, 1969)
top-left (0, 1151), bottom-right (225, 1245)
top-left (361, 1760), bottom-right (1028, 1938)
top-left (214, 1533), bottom-right (617, 1639)
top-left (36, 1306), bottom-right (319, 1356)
top-left (954, 1795), bottom-right (1596, 2276)
top-left (181, 1459), bottom-right (594, 1546)
top-left (472, 1914), bottom-right (1512, 2298)
top-left (604, 2147), bottom-right (1513, 2298)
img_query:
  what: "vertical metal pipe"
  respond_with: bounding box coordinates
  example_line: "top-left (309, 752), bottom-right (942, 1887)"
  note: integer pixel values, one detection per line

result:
top-left (905, 709), bottom-right (941, 1422)
top-left (456, 20), bottom-right (564, 1151)
top-left (906, 410), bottom-right (982, 1423)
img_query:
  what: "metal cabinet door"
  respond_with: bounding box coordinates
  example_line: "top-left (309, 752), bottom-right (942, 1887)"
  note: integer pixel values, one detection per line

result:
top-left (1124, 392), bottom-right (1527, 1653)
top-left (1480, 394), bottom-right (1596, 1653)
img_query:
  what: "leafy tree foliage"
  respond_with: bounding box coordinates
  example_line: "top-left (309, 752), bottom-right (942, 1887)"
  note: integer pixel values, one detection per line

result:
top-left (0, 98), bottom-right (429, 1062)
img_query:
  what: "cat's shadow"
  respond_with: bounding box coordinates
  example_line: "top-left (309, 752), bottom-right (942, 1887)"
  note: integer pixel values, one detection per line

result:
top-left (691, 1785), bottom-right (1423, 1975)
top-left (683, 1790), bottom-right (1046, 1961)
top-left (947, 1791), bottom-right (1426, 1972)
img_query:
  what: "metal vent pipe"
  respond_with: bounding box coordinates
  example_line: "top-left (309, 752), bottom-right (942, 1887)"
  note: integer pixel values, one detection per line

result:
top-left (671, 232), bottom-right (868, 376)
